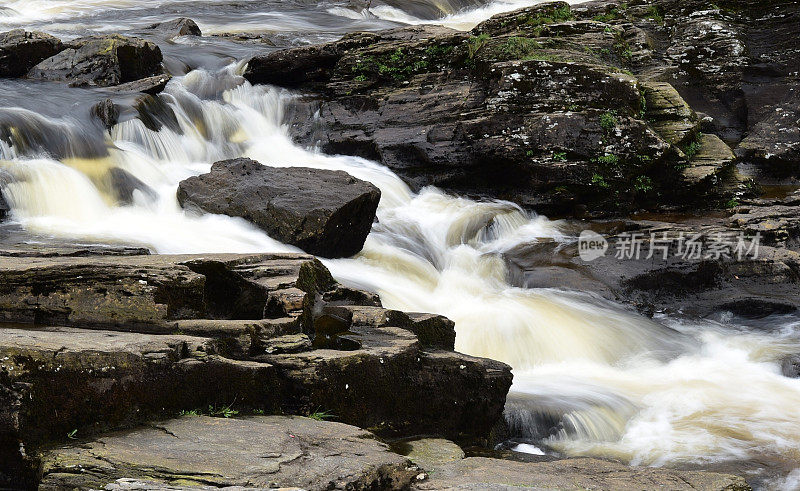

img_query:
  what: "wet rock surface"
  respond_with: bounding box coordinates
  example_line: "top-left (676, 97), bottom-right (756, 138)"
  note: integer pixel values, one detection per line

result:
top-left (177, 158), bottom-right (381, 258)
top-left (506, 212), bottom-right (800, 316)
top-left (0, 30), bottom-right (64, 78)
top-left (27, 34), bottom-right (163, 87)
top-left (146, 18), bottom-right (202, 37)
top-left (0, 251), bottom-right (511, 487)
top-left (415, 456), bottom-right (749, 490)
top-left (245, 4), bottom-right (745, 215)
top-left (39, 415), bottom-right (417, 490)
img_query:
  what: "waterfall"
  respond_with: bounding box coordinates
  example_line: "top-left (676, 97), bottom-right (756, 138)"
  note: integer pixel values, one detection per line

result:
top-left (2, 67), bottom-right (800, 471)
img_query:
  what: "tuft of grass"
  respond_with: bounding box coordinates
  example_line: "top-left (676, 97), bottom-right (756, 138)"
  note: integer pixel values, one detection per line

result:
top-left (498, 36), bottom-right (541, 59)
top-left (467, 33), bottom-right (490, 59)
top-left (591, 173), bottom-right (610, 188)
top-left (599, 111), bottom-right (618, 131)
top-left (595, 153), bottom-right (620, 165)
top-left (67, 429), bottom-right (78, 440)
top-left (645, 5), bottom-right (664, 24)
top-left (179, 403), bottom-right (239, 419)
top-left (683, 138), bottom-right (702, 160)
top-left (552, 151), bottom-right (567, 161)
top-left (308, 409), bottom-right (336, 421)
top-left (208, 403), bottom-right (239, 419)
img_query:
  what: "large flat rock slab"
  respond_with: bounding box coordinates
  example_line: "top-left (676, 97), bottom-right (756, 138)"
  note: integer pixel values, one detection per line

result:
top-left (415, 456), bottom-right (749, 490)
top-left (0, 253), bottom-right (329, 330)
top-left (39, 415), bottom-right (417, 490)
top-left (0, 327), bottom-right (280, 486)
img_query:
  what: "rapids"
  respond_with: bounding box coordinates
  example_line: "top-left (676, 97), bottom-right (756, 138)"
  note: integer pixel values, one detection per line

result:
top-left (1, 0), bottom-right (799, 488)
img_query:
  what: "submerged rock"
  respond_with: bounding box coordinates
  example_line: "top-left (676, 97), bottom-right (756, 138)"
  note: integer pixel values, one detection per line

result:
top-left (146, 17), bottom-right (202, 37)
top-left (0, 30), bottom-right (64, 78)
top-left (102, 167), bottom-right (158, 205)
top-left (177, 158), bottom-right (381, 258)
top-left (91, 98), bottom-right (120, 132)
top-left (27, 34), bottom-right (162, 87)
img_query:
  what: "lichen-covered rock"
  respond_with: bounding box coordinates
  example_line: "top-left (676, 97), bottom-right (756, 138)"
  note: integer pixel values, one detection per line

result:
top-left (0, 30), bottom-right (64, 78)
top-left (27, 34), bottom-right (162, 87)
top-left (177, 158), bottom-right (381, 258)
top-left (244, 6), bottom-right (723, 216)
top-left (39, 415), bottom-right (417, 490)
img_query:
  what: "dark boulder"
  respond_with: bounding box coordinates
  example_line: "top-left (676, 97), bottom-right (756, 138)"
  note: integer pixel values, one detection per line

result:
top-left (27, 34), bottom-right (162, 87)
top-left (0, 29), bottom-right (64, 78)
top-left (146, 17), bottom-right (202, 37)
top-left (177, 158), bottom-right (381, 258)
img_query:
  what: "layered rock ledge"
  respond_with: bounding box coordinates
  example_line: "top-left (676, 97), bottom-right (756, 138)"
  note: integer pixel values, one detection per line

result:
top-left (0, 251), bottom-right (511, 487)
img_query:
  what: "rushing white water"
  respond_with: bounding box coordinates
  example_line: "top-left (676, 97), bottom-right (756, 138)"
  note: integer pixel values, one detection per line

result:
top-left (367, 0), bottom-right (586, 30)
top-left (1, 0), bottom-right (800, 486)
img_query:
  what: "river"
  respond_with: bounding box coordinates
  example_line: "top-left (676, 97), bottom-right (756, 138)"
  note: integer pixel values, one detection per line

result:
top-left (1, 0), bottom-right (800, 488)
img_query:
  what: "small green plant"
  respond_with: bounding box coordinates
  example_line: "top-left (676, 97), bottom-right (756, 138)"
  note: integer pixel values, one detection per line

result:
top-left (67, 429), bottom-right (78, 440)
top-left (179, 409), bottom-right (201, 416)
top-left (308, 409), bottom-right (335, 421)
top-left (683, 138), bottom-right (702, 159)
top-left (593, 8), bottom-right (623, 22)
top-left (599, 111), bottom-right (618, 131)
top-left (645, 5), bottom-right (664, 24)
top-left (526, 150), bottom-right (534, 157)
top-left (725, 198), bottom-right (740, 208)
top-left (208, 403), bottom-right (239, 419)
top-left (525, 5), bottom-right (574, 26)
top-left (467, 33), bottom-right (490, 59)
top-left (252, 408), bottom-right (265, 415)
top-left (591, 173), bottom-right (610, 188)
top-left (595, 153), bottom-right (620, 165)
top-left (552, 151), bottom-right (567, 161)
top-left (633, 175), bottom-right (654, 192)
top-left (498, 36), bottom-right (541, 59)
